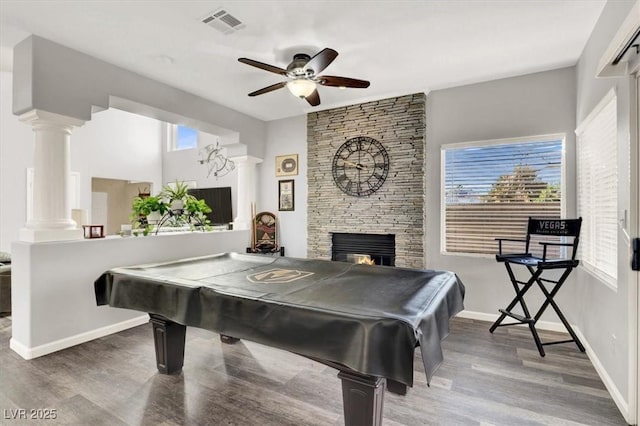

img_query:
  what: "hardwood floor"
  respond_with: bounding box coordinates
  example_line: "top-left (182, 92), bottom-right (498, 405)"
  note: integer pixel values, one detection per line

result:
top-left (0, 314), bottom-right (626, 425)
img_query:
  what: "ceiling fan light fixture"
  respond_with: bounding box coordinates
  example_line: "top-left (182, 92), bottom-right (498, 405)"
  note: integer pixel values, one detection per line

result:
top-left (286, 79), bottom-right (316, 98)
top-left (239, 48), bottom-right (370, 107)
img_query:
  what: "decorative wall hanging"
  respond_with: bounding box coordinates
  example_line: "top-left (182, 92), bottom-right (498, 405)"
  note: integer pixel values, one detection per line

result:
top-left (199, 141), bottom-right (235, 178)
top-left (276, 154), bottom-right (298, 176)
top-left (278, 179), bottom-right (295, 211)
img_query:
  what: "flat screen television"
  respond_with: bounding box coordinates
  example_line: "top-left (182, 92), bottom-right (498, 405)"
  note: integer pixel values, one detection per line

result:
top-left (188, 187), bottom-right (233, 225)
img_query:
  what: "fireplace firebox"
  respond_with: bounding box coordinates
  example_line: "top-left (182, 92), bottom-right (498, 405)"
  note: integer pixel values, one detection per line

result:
top-left (331, 233), bottom-right (395, 266)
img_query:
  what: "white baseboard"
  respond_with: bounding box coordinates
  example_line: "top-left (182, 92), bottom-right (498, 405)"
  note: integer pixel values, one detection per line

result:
top-left (573, 327), bottom-right (632, 425)
top-left (9, 315), bottom-right (149, 360)
top-left (457, 310), bottom-right (567, 333)
top-left (457, 310), bottom-right (632, 424)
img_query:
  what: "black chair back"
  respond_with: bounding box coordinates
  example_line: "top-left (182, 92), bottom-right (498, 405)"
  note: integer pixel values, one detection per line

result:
top-left (525, 217), bottom-right (582, 261)
top-left (527, 218), bottom-right (582, 237)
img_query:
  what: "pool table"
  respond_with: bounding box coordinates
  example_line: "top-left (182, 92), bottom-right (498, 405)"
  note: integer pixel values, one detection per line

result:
top-left (95, 252), bottom-right (464, 425)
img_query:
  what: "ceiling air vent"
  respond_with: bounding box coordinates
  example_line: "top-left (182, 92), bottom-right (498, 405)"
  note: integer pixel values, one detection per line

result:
top-left (202, 8), bottom-right (246, 35)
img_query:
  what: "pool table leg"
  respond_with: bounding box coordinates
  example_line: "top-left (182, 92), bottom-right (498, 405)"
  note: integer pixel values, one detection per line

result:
top-left (386, 379), bottom-right (408, 395)
top-left (220, 334), bottom-right (240, 344)
top-left (149, 314), bottom-right (186, 374)
top-left (337, 370), bottom-right (385, 426)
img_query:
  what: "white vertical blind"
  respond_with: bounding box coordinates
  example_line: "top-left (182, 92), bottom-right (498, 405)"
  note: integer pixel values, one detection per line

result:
top-left (442, 136), bottom-right (563, 255)
top-left (576, 90), bottom-right (618, 285)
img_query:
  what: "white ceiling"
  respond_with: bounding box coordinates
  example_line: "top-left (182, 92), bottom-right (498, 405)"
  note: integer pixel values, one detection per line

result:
top-left (0, 0), bottom-right (606, 122)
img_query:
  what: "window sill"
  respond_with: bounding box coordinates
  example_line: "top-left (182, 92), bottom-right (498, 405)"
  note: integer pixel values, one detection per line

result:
top-left (439, 250), bottom-right (494, 260)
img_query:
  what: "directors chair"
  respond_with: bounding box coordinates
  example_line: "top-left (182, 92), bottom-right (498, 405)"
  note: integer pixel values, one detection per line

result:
top-left (489, 217), bottom-right (585, 356)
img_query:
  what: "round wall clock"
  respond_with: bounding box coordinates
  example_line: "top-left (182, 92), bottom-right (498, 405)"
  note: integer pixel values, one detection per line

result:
top-left (332, 136), bottom-right (389, 197)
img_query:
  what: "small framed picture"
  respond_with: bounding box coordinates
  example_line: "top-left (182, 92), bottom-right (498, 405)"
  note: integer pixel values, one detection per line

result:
top-left (276, 154), bottom-right (298, 176)
top-left (278, 179), bottom-right (295, 211)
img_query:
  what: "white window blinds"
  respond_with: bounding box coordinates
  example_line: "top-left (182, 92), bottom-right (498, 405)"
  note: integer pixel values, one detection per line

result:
top-left (576, 90), bottom-right (617, 286)
top-left (442, 137), bottom-right (563, 255)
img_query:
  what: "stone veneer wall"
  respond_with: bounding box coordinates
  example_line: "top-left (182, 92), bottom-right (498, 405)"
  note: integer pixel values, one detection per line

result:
top-left (307, 93), bottom-right (426, 268)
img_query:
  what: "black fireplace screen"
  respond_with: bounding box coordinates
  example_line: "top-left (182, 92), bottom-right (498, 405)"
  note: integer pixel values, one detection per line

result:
top-left (332, 233), bottom-right (395, 266)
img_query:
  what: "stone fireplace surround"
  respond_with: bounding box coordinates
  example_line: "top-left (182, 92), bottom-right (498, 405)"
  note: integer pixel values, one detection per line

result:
top-left (307, 93), bottom-right (426, 269)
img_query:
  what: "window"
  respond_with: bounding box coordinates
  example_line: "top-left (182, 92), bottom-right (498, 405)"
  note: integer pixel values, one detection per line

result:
top-left (576, 90), bottom-right (617, 287)
top-left (168, 124), bottom-right (198, 151)
top-left (442, 135), bottom-right (564, 256)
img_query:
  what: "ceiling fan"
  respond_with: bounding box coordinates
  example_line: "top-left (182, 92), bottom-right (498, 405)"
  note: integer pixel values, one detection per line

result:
top-left (238, 48), bottom-right (370, 107)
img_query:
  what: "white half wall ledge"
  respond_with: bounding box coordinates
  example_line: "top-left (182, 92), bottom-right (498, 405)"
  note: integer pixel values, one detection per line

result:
top-left (18, 227), bottom-right (83, 243)
top-left (10, 230), bottom-right (251, 359)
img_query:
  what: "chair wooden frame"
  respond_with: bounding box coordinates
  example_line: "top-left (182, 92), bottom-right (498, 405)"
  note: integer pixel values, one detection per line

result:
top-left (489, 217), bottom-right (585, 356)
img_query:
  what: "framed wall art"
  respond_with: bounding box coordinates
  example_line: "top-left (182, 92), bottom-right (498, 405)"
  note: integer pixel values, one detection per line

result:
top-left (278, 179), bottom-right (295, 211)
top-left (276, 154), bottom-right (298, 176)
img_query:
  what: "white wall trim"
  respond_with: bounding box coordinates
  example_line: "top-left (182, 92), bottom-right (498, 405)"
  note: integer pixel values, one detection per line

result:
top-left (575, 326), bottom-right (632, 425)
top-left (457, 310), bottom-right (631, 423)
top-left (9, 314), bottom-right (148, 360)
top-left (597, 0), bottom-right (640, 77)
top-left (457, 310), bottom-right (568, 333)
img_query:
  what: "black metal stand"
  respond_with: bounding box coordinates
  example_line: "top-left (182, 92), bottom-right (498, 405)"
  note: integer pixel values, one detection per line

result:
top-left (246, 246), bottom-right (285, 256)
top-left (489, 263), bottom-right (585, 356)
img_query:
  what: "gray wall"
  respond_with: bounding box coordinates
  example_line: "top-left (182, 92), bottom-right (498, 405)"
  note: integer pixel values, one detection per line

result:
top-left (257, 116), bottom-right (309, 258)
top-left (574, 0), bottom-right (636, 407)
top-left (426, 66), bottom-right (577, 318)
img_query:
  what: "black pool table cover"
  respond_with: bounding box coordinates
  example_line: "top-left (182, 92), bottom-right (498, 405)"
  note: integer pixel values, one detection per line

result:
top-left (95, 252), bottom-right (465, 386)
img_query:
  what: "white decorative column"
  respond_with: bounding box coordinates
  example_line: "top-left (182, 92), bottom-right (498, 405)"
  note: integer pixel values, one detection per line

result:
top-left (230, 155), bottom-right (263, 230)
top-left (19, 110), bottom-right (85, 242)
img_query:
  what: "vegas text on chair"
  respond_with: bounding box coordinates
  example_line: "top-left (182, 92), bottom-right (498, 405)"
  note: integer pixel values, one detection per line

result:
top-left (489, 217), bottom-right (584, 356)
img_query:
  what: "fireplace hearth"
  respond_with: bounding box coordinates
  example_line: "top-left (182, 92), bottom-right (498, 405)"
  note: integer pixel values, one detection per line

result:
top-left (331, 233), bottom-right (395, 266)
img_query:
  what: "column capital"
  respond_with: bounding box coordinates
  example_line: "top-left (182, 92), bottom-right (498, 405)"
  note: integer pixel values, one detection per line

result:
top-left (229, 155), bottom-right (263, 165)
top-left (19, 109), bottom-right (85, 130)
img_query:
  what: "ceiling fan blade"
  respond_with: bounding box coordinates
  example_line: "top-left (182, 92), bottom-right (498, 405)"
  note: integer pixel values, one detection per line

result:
top-left (319, 75), bottom-right (370, 89)
top-left (248, 81), bottom-right (287, 97)
top-left (305, 89), bottom-right (320, 106)
top-left (303, 48), bottom-right (338, 74)
top-left (238, 58), bottom-right (287, 75)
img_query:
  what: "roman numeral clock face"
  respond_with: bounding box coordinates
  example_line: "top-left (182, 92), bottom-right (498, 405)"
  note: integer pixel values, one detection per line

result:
top-left (332, 136), bottom-right (389, 197)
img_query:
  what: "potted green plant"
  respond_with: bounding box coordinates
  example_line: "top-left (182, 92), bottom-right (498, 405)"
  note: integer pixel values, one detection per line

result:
top-left (184, 197), bottom-right (212, 229)
top-left (131, 195), bottom-right (169, 227)
top-left (161, 180), bottom-right (194, 211)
